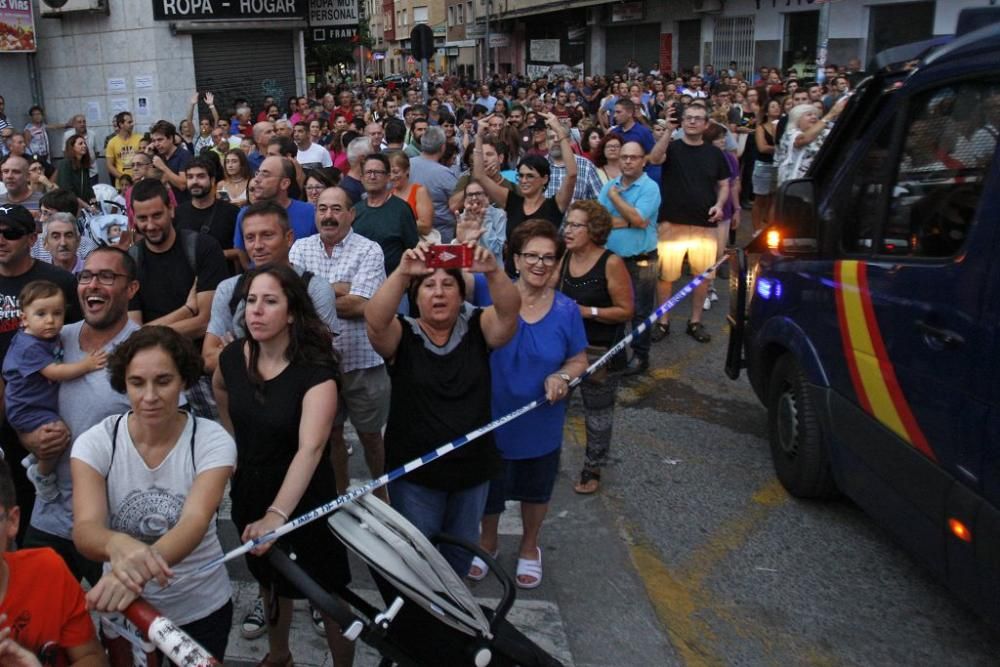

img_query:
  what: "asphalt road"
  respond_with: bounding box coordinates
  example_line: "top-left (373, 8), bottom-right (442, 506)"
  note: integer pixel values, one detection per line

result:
top-left (563, 267), bottom-right (1000, 667)
top-left (223, 256), bottom-right (1000, 667)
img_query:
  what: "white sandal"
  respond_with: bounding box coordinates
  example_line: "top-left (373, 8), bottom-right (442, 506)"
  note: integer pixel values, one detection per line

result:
top-left (516, 547), bottom-right (543, 589)
top-left (467, 550), bottom-right (498, 582)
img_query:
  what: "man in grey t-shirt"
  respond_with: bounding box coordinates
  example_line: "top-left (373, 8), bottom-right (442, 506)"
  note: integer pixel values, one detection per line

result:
top-left (409, 126), bottom-right (458, 242)
top-left (20, 247), bottom-right (139, 583)
top-left (202, 200), bottom-right (339, 374)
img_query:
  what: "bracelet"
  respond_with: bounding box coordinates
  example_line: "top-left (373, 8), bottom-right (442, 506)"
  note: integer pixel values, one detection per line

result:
top-left (184, 304), bottom-right (196, 316)
top-left (266, 506), bottom-right (289, 522)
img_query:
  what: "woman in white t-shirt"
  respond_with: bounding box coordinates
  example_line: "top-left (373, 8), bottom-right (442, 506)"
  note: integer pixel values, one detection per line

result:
top-left (71, 326), bottom-right (236, 662)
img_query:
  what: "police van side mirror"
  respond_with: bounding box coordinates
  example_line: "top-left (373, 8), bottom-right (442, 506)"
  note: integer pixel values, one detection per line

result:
top-left (769, 178), bottom-right (820, 254)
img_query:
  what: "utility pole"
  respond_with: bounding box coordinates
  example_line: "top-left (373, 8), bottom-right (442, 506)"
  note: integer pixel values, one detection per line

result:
top-left (484, 0), bottom-right (491, 80)
top-left (816, 0), bottom-right (831, 85)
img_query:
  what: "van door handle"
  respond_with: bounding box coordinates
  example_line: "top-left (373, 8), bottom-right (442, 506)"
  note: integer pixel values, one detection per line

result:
top-left (914, 320), bottom-right (965, 348)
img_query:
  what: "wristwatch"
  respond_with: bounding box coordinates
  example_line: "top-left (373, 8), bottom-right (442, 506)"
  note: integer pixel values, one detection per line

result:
top-left (557, 372), bottom-right (571, 383)
top-left (590, 307), bottom-right (599, 318)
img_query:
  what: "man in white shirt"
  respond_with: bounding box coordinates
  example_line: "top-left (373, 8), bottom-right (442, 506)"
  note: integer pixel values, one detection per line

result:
top-left (293, 121), bottom-right (333, 170)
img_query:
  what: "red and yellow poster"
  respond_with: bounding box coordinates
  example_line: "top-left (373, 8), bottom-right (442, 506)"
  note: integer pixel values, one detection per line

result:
top-left (0, 0), bottom-right (37, 53)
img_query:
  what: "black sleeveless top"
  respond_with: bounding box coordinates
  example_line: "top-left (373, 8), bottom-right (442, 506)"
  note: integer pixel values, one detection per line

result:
top-left (559, 249), bottom-right (618, 347)
top-left (384, 309), bottom-right (500, 491)
top-left (758, 122), bottom-right (777, 164)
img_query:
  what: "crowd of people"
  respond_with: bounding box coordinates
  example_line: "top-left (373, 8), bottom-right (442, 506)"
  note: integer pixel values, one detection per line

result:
top-left (0, 57), bottom-right (864, 665)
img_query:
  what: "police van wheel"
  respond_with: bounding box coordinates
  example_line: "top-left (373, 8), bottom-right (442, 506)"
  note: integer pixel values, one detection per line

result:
top-left (767, 355), bottom-right (837, 499)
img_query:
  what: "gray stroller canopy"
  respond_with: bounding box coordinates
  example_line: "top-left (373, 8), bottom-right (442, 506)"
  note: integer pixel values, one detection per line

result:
top-left (328, 494), bottom-right (494, 640)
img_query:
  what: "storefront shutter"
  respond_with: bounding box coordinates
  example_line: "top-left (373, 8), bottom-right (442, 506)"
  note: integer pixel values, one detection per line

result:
top-left (193, 31), bottom-right (298, 114)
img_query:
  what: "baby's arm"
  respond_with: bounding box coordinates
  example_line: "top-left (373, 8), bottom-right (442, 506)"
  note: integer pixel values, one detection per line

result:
top-left (39, 350), bottom-right (108, 382)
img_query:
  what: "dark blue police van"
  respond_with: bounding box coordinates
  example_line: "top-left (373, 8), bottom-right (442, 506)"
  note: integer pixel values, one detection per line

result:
top-left (727, 9), bottom-right (1000, 624)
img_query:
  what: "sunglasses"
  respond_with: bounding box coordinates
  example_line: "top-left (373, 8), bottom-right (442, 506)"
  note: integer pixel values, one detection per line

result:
top-left (0, 227), bottom-right (29, 240)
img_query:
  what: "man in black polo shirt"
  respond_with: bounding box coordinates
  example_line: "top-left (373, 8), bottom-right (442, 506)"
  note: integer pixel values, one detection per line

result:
top-left (0, 204), bottom-right (80, 541)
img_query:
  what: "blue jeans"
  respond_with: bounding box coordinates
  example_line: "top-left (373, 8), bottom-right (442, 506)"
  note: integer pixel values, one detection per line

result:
top-left (624, 256), bottom-right (658, 360)
top-left (388, 478), bottom-right (490, 575)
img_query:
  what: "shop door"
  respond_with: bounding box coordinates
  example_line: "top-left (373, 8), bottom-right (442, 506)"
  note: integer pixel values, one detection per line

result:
top-left (712, 15), bottom-right (755, 77)
top-left (783, 11), bottom-right (818, 76)
top-left (193, 31), bottom-right (298, 115)
top-left (868, 1), bottom-right (934, 62)
top-left (676, 19), bottom-right (701, 74)
top-left (605, 23), bottom-right (663, 74)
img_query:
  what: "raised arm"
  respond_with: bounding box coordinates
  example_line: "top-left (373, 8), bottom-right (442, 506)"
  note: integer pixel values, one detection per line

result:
top-left (472, 123), bottom-right (511, 209)
top-left (474, 245), bottom-right (521, 348)
top-left (547, 113), bottom-right (577, 212)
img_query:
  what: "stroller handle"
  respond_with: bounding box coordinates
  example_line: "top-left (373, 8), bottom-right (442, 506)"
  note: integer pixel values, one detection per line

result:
top-left (432, 534), bottom-right (516, 633)
top-left (266, 548), bottom-right (364, 637)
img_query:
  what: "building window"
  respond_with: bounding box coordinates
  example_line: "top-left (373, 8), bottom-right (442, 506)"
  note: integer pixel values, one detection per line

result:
top-left (448, 6), bottom-right (454, 26)
top-left (414, 6), bottom-right (429, 23)
top-left (457, 4), bottom-right (463, 24)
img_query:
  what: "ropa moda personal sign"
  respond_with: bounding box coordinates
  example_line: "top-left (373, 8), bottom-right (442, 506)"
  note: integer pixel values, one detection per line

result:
top-left (152, 0), bottom-right (306, 21)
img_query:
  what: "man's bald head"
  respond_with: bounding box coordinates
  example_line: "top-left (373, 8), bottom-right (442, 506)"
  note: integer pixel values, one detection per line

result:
top-left (253, 121), bottom-right (276, 150)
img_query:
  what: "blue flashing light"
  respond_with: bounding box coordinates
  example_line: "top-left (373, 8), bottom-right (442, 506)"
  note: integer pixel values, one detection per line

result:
top-left (756, 277), bottom-right (783, 300)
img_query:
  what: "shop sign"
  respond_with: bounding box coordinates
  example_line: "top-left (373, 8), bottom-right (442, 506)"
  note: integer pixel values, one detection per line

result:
top-left (152, 0), bottom-right (306, 21)
top-left (308, 0), bottom-right (360, 42)
top-left (529, 38), bottom-right (559, 63)
top-left (488, 33), bottom-right (509, 48)
top-left (0, 0), bottom-right (37, 53)
top-left (611, 1), bottom-right (643, 23)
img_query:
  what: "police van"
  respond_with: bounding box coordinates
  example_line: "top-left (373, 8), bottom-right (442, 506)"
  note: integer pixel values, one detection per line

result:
top-left (726, 9), bottom-right (1000, 624)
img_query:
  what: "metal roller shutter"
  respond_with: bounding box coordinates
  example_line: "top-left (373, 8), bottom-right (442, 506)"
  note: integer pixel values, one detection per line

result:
top-left (604, 23), bottom-right (662, 74)
top-left (193, 31), bottom-right (297, 113)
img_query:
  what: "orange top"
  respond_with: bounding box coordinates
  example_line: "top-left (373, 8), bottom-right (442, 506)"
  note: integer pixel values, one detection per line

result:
top-left (404, 182), bottom-right (423, 217)
top-left (0, 548), bottom-right (96, 654)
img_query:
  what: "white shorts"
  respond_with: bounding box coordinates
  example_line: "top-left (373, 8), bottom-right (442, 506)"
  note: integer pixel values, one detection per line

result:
top-left (657, 222), bottom-right (719, 282)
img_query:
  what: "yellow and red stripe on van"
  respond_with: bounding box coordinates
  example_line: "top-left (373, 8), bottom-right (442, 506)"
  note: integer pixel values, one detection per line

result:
top-left (833, 261), bottom-right (937, 461)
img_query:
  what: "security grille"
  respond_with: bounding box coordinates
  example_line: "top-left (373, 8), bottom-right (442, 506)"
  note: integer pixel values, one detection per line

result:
top-left (712, 15), bottom-right (755, 77)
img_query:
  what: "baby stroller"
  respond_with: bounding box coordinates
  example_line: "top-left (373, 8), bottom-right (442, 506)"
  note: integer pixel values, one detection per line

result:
top-left (268, 494), bottom-right (564, 667)
top-left (83, 184), bottom-right (128, 246)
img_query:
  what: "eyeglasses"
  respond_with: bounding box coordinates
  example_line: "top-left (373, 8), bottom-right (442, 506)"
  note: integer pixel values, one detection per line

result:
top-left (78, 270), bottom-right (129, 285)
top-left (563, 222), bottom-right (588, 230)
top-left (305, 185), bottom-right (326, 192)
top-left (682, 116), bottom-right (707, 123)
top-left (516, 252), bottom-right (558, 266)
top-left (0, 227), bottom-right (28, 240)
top-left (364, 169), bottom-right (387, 178)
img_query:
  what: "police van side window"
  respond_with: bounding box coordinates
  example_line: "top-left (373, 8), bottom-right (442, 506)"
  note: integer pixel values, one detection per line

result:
top-left (836, 112), bottom-right (895, 255)
top-left (880, 83), bottom-right (998, 258)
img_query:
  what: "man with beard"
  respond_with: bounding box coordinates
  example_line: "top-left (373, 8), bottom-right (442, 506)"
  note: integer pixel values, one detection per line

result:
top-left (544, 127), bottom-right (603, 204)
top-left (232, 156), bottom-right (317, 251)
top-left (17, 247), bottom-right (140, 582)
top-left (174, 157), bottom-right (241, 271)
top-left (0, 204), bottom-right (80, 543)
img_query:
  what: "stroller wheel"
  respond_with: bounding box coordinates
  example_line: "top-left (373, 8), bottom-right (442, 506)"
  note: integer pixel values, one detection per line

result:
top-left (473, 646), bottom-right (492, 667)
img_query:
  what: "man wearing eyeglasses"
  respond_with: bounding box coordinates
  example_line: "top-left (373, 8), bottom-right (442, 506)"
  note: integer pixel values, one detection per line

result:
top-left (598, 143), bottom-right (661, 376)
top-left (352, 154), bottom-right (418, 275)
top-left (0, 204), bottom-right (81, 544)
top-left (231, 156), bottom-right (317, 255)
top-left (647, 105), bottom-right (730, 344)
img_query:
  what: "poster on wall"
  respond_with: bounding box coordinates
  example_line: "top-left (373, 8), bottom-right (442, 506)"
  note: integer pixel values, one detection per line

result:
top-left (530, 39), bottom-right (560, 63)
top-left (0, 0), bottom-right (37, 53)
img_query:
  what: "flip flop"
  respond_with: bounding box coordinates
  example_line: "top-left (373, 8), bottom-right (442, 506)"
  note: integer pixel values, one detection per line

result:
top-left (516, 547), bottom-right (543, 589)
top-left (467, 550), bottom-right (498, 582)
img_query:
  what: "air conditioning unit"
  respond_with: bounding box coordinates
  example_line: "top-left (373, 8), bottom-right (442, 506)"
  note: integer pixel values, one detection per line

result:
top-left (40, 0), bottom-right (108, 17)
top-left (692, 0), bottom-right (723, 14)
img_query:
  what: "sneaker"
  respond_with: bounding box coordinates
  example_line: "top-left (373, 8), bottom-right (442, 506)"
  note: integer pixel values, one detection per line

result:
top-left (310, 604), bottom-right (325, 636)
top-left (709, 287), bottom-right (719, 302)
top-left (241, 597), bottom-right (267, 639)
top-left (703, 297), bottom-right (712, 311)
top-left (26, 463), bottom-right (59, 502)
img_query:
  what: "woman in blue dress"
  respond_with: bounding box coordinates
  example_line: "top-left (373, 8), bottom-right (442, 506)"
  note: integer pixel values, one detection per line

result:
top-left (470, 219), bottom-right (589, 589)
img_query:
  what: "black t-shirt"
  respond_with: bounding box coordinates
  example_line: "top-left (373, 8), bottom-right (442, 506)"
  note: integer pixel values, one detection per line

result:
top-left (503, 191), bottom-right (563, 275)
top-left (128, 231), bottom-right (228, 322)
top-left (383, 310), bottom-right (500, 491)
top-left (174, 200), bottom-right (239, 251)
top-left (659, 141), bottom-right (730, 227)
top-left (0, 261), bottom-right (81, 360)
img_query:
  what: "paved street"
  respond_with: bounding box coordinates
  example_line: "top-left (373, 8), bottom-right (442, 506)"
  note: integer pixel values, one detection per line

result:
top-left (218, 260), bottom-right (1000, 667)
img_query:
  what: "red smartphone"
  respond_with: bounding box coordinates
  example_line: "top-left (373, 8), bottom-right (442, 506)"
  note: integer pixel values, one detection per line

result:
top-left (425, 244), bottom-right (474, 269)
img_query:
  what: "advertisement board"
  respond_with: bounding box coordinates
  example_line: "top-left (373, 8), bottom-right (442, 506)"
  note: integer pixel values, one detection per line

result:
top-left (0, 0), bottom-right (37, 53)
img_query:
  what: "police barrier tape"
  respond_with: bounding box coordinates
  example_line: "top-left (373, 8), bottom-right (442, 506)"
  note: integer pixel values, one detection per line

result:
top-left (176, 255), bottom-right (728, 583)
